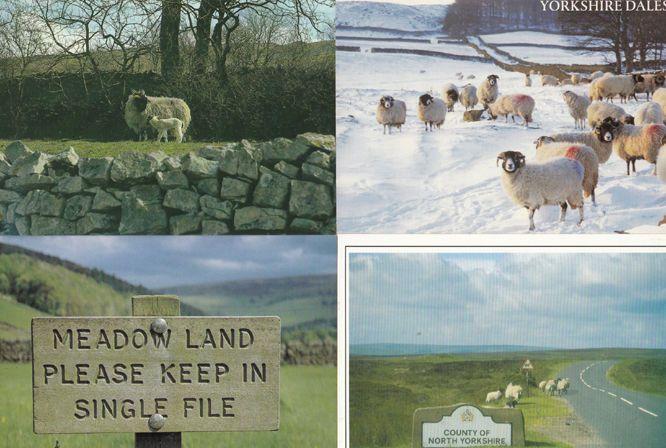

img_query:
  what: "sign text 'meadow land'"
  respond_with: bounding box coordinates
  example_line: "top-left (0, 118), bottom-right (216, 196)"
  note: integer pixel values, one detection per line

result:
top-left (32, 317), bottom-right (280, 434)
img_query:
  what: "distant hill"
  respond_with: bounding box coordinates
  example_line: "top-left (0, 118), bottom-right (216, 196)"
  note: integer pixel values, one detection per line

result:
top-left (336, 2), bottom-right (449, 33)
top-left (350, 343), bottom-right (555, 357)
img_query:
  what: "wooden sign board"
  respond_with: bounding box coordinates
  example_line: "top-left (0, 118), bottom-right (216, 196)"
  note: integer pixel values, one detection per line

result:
top-left (412, 404), bottom-right (525, 447)
top-left (32, 316), bottom-right (280, 434)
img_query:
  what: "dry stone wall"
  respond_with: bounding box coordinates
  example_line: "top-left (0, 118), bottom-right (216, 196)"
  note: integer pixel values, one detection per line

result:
top-left (0, 134), bottom-right (335, 235)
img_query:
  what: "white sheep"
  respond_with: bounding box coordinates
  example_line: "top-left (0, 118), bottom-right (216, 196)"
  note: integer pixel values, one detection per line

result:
top-left (478, 74), bottom-right (500, 109)
top-left (124, 90), bottom-right (191, 140)
top-left (497, 150), bottom-right (585, 231)
top-left (417, 93), bottom-right (446, 131)
top-left (485, 390), bottom-right (502, 402)
top-left (595, 74), bottom-right (642, 103)
top-left (587, 101), bottom-right (632, 128)
top-left (556, 378), bottom-right (570, 395)
top-left (524, 74), bottom-right (532, 87)
top-left (571, 73), bottom-right (581, 85)
top-left (505, 383), bottom-right (523, 408)
top-left (613, 122), bottom-right (666, 175)
top-left (459, 84), bottom-right (478, 110)
top-left (635, 102), bottom-right (664, 125)
top-left (653, 88), bottom-right (666, 118)
top-left (487, 94), bottom-right (535, 128)
top-left (633, 73), bottom-right (665, 101)
top-left (538, 380), bottom-right (547, 391)
top-left (442, 83), bottom-right (459, 112)
top-left (541, 74), bottom-right (559, 87)
top-left (589, 70), bottom-right (605, 80)
top-left (545, 379), bottom-right (557, 396)
top-left (376, 95), bottom-right (407, 135)
top-left (563, 90), bottom-right (591, 129)
top-left (535, 142), bottom-right (600, 205)
top-left (149, 116), bottom-right (184, 143)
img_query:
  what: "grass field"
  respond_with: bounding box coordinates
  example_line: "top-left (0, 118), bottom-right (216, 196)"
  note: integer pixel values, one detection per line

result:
top-left (608, 359), bottom-right (666, 397)
top-left (0, 139), bottom-right (228, 158)
top-left (0, 295), bottom-right (48, 340)
top-left (0, 363), bottom-right (336, 448)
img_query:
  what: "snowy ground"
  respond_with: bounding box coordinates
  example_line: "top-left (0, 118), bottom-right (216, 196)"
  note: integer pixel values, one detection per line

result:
top-left (496, 45), bottom-right (614, 65)
top-left (481, 31), bottom-right (594, 47)
top-left (336, 51), bottom-right (666, 234)
top-left (337, 1), bottom-right (449, 32)
top-left (337, 39), bottom-right (479, 57)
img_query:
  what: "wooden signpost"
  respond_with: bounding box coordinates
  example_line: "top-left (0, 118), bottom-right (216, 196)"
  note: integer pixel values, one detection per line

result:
top-left (31, 295), bottom-right (281, 447)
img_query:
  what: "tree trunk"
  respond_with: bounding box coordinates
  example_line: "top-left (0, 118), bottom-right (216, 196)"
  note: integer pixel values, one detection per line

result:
top-left (194, 0), bottom-right (215, 69)
top-left (160, 0), bottom-right (182, 79)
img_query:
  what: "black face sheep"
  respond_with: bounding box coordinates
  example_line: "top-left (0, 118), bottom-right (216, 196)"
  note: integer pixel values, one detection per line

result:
top-left (376, 95), bottom-right (407, 135)
top-left (633, 72), bottom-right (665, 101)
top-left (442, 83), bottom-right (459, 112)
top-left (497, 150), bottom-right (585, 231)
top-left (635, 102), bottom-right (664, 125)
top-left (124, 90), bottom-right (191, 141)
top-left (149, 116), bottom-right (184, 143)
top-left (459, 84), bottom-right (478, 110)
top-left (595, 74), bottom-right (643, 103)
top-left (612, 121), bottom-right (666, 175)
top-left (587, 101), bottom-right (633, 129)
top-left (417, 94), bottom-right (446, 131)
top-left (535, 143), bottom-right (599, 205)
top-left (563, 90), bottom-right (591, 129)
top-left (478, 74), bottom-right (500, 109)
top-left (487, 94), bottom-right (535, 128)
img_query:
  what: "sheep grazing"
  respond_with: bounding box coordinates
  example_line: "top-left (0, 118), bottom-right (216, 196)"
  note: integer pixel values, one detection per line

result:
top-left (653, 88), bottom-right (666, 118)
top-left (633, 72), bottom-right (665, 101)
top-left (376, 95), bottom-right (407, 135)
top-left (487, 94), bottom-right (535, 128)
top-left (478, 74), bottom-right (500, 109)
top-left (535, 143), bottom-right (599, 205)
top-left (571, 73), bottom-right (581, 85)
top-left (541, 74), bottom-right (559, 87)
top-left (538, 380), bottom-right (547, 391)
top-left (587, 101), bottom-right (632, 128)
top-left (504, 383), bottom-right (523, 408)
top-left (149, 116), bottom-right (184, 143)
top-left (459, 84), bottom-right (478, 110)
top-left (442, 83), bottom-right (459, 112)
top-left (613, 122), bottom-right (666, 175)
top-left (595, 74), bottom-right (643, 103)
top-left (417, 93), bottom-right (446, 131)
top-left (635, 102), bottom-right (664, 125)
top-left (545, 379), bottom-right (557, 396)
top-left (124, 90), bottom-right (191, 141)
top-left (535, 117), bottom-right (621, 164)
top-left (485, 390), bottom-right (502, 402)
top-left (524, 74), bottom-right (532, 87)
top-left (497, 151), bottom-right (585, 231)
top-left (556, 378), bottom-right (570, 395)
top-left (563, 90), bottom-right (591, 129)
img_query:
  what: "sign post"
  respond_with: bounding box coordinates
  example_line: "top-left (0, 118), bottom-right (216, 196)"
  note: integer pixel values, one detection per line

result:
top-left (31, 295), bottom-right (280, 447)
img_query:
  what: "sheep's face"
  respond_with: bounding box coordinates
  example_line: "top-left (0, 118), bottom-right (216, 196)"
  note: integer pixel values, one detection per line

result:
top-left (497, 151), bottom-right (525, 173)
top-left (128, 90), bottom-right (148, 112)
top-left (655, 73), bottom-right (665, 87)
top-left (379, 96), bottom-right (394, 109)
top-left (487, 74), bottom-right (499, 86)
top-left (534, 136), bottom-right (555, 148)
top-left (632, 74), bottom-right (645, 84)
top-left (596, 117), bottom-right (621, 142)
top-left (623, 115), bottom-right (635, 125)
top-left (418, 94), bottom-right (433, 107)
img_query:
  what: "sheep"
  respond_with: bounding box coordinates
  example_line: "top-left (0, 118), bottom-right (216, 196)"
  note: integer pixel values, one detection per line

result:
top-left (657, 146), bottom-right (666, 182)
top-left (560, 79), bottom-right (573, 86)
top-left (545, 379), bottom-right (557, 396)
top-left (635, 102), bottom-right (664, 125)
top-left (124, 90), bottom-right (191, 141)
top-left (613, 122), bottom-right (666, 175)
top-left (653, 88), bottom-right (666, 117)
top-left (459, 84), bottom-right (478, 110)
top-left (538, 380), bottom-right (547, 391)
top-left (497, 151), bottom-right (585, 231)
top-left (478, 74), bottom-right (500, 109)
top-left (587, 101), bottom-right (632, 128)
top-left (487, 94), bottom-right (535, 128)
top-left (563, 90), bottom-right (591, 129)
top-left (485, 390), bottom-right (502, 402)
top-left (442, 83), bottom-right (459, 112)
top-left (149, 116), bottom-right (184, 143)
top-left (376, 95), bottom-right (407, 135)
top-left (556, 378), bottom-right (570, 395)
top-left (417, 93), bottom-right (446, 131)
top-left (504, 383), bottom-right (523, 408)
top-left (596, 74), bottom-right (643, 103)
top-left (524, 73), bottom-right (532, 87)
top-left (633, 72), bottom-right (665, 101)
top-left (589, 70), bottom-right (605, 80)
top-left (541, 74), bottom-right (559, 87)
top-left (535, 116), bottom-right (621, 164)
top-left (535, 143), bottom-right (599, 205)
top-left (571, 73), bottom-right (582, 85)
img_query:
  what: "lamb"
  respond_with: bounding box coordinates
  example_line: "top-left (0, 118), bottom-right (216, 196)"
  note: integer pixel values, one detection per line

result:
top-left (587, 101), bottom-right (632, 128)
top-left (478, 74), bottom-right (500, 109)
top-left (497, 151), bottom-right (585, 231)
top-left (442, 83), bottom-right (459, 112)
top-left (545, 379), bottom-right (557, 396)
top-left (563, 90), bottom-right (591, 129)
top-left (556, 378), bottom-right (570, 395)
top-left (534, 116), bottom-right (621, 164)
top-left (571, 73), bottom-right (581, 85)
top-left (417, 93), bottom-right (446, 131)
top-left (485, 390), bottom-right (502, 402)
top-left (541, 74), bottom-right (559, 87)
top-left (524, 74), bottom-right (532, 87)
top-left (595, 74), bottom-right (643, 103)
top-left (487, 94), bottom-right (535, 128)
top-left (635, 102), bottom-right (664, 125)
top-left (124, 90), bottom-right (191, 141)
top-left (613, 122), bottom-right (666, 175)
top-left (653, 88), bottom-right (666, 117)
top-left (376, 95), bottom-right (407, 135)
top-left (149, 116), bottom-right (184, 143)
top-left (459, 84), bottom-right (479, 110)
top-left (535, 143), bottom-right (599, 205)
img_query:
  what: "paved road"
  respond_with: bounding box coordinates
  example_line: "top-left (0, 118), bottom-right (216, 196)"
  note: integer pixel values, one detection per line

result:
top-left (558, 360), bottom-right (666, 447)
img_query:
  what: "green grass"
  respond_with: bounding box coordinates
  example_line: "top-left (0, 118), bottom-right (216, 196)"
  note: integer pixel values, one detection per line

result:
top-left (0, 363), bottom-right (336, 448)
top-left (608, 358), bottom-right (666, 397)
top-left (0, 295), bottom-right (48, 340)
top-left (0, 139), bottom-right (226, 158)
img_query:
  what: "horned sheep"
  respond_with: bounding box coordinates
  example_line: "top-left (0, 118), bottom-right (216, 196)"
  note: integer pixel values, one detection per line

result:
top-left (124, 90), bottom-right (191, 141)
top-left (479, 74), bottom-right (500, 108)
top-left (587, 101), bottom-right (632, 128)
top-left (417, 94), bottom-right (446, 131)
top-left (595, 74), bottom-right (643, 103)
top-left (633, 72), bottom-right (665, 101)
top-left (487, 94), bottom-right (535, 128)
top-left (459, 84), bottom-right (479, 110)
top-left (376, 95), bottom-right (407, 135)
top-left (535, 117), bottom-right (621, 164)
top-left (563, 90), bottom-right (591, 129)
top-left (613, 121), bottom-right (666, 175)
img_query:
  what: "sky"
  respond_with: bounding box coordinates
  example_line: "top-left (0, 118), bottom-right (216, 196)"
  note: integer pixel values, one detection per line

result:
top-left (349, 252), bottom-right (666, 350)
top-left (0, 236), bottom-right (336, 289)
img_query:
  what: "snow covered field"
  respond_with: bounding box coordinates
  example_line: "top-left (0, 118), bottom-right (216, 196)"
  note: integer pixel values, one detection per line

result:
top-left (495, 45), bottom-right (614, 65)
top-left (336, 51), bottom-right (666, 233)
top-left (337, 1), bottom-right (449, 32)
top-left (337, 39), bottom-right (479, 57)
top-left (481, 31), bottom-right (593, 47)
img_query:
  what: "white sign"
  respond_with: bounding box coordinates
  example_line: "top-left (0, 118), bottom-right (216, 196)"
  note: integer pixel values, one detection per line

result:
top-left (522, 359), bottom-right (533, 370)
top-left (422, 405), bottom-right (512, 447)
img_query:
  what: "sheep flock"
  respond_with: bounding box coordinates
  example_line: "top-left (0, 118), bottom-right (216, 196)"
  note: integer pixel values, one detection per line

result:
top-left (375, 68), bottom-right (666, 231)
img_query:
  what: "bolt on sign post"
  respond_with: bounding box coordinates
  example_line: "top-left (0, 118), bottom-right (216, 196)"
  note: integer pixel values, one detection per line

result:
top-left (521, 360), bottom-right (533, 398)
top-left (31, 295), bottom-right (281, 448)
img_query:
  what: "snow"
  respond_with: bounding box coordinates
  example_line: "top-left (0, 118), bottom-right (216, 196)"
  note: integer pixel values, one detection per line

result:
top-left (481, 31), bottom-right (593, 47)
top-left (468, 36), bottom-right (519, 65)
top-left (336, 51), bottom-right (666, 234)
top-left (337, 39), bottom-right (480, 57)
top-left (497, 45), bottom-right (614, 65)
top-left (336, 1), bottom-right (448, 32)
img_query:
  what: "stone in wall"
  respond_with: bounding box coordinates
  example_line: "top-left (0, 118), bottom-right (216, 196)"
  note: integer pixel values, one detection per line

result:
top-left (0, 134), bottom-right (336, 235)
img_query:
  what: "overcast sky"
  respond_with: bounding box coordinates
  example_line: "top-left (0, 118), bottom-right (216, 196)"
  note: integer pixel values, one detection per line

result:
top-left (0, 236), bottom-right (336, 289)
top-left (350, 252), bottom-right (666, 349)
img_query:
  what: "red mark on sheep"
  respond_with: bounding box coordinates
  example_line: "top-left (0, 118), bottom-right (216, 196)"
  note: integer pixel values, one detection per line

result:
top-left (646, 124), bottom-right (665, 137)
top-left (564, 146), bottom-right (579, 160)
top-left (514, 94), bottom-right (529, 103)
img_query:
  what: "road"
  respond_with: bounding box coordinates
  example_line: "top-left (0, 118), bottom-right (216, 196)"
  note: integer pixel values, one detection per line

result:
top-left (558, 360), bottom-right (666, 447)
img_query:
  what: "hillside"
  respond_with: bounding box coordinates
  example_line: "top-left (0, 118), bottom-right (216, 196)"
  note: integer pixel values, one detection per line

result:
top-left (336, 1), bottom-right (448, 33)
